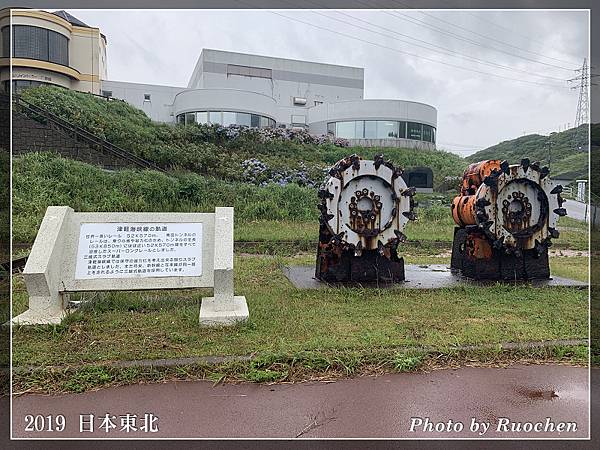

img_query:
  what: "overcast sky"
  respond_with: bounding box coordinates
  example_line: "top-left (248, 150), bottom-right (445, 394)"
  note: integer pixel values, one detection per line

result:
top-left (69, 8), bottom-right (589, 156)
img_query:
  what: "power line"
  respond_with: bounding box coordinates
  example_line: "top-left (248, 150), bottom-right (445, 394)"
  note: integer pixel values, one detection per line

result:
top-left (314, 10), bottom-right (567, 82)
top-left (387, 0), bottom-right (580, 71)
top-left (377, 7), bottom-right (577, 72)
top-left (268, 11), bottom-right (569, 89)
top-left (459, 10), bottom-right (582, 66)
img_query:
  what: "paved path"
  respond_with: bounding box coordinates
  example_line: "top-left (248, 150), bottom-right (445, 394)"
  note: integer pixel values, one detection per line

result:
top-left (566, 199), bottom-right (590, 222)
top-left (11, 364), bottom-right (591, 439)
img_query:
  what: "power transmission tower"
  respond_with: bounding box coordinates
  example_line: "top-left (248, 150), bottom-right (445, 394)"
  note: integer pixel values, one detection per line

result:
top-left (568, 58), bottom-right (591, 151)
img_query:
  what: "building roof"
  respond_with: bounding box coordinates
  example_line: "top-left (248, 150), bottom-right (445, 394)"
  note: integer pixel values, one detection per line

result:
top-left (52, 10), bottom-right (90, 28)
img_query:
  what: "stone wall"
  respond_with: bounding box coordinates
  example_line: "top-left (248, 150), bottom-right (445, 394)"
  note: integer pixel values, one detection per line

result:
top-left (11, 110), bottom-right (142, 170)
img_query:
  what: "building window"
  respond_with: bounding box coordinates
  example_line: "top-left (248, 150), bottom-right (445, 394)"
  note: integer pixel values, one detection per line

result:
top-left (227, 64), bottom-right (272, 79)
top-left (407, 122), bottom-right (423, 140)
top-left (11, 25), bottom-right (69, 66)
top-left (329, 120), bottom-right (434, 143)
top-left (1, 26), bottom-right (9, 58)
top-left (176, 111), bottom-right (275, 128)
top-left (143, 93), bottom-right (151, 101)
top-left (102, 90), bottom-right (113, 98)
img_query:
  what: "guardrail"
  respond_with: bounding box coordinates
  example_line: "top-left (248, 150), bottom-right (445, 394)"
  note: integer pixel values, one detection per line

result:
top-left (13, 95), bottom-right (166, 173)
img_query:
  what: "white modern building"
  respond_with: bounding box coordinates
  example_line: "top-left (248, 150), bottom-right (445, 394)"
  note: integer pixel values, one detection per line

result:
top-left (2, 10), bottom-right (438, 149)
top-left (105, 48), bottom-right (437, 149)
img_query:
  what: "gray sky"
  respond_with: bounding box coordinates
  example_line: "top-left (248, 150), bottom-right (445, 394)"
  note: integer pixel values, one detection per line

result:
top-left (69, 8), bottom-right (589, 156)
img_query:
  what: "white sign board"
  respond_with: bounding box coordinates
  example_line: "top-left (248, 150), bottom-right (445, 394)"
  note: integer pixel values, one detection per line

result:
top-left (14, 207), bottom-right (248, 327)
top-left (75, 222), bottom-right (203, 279)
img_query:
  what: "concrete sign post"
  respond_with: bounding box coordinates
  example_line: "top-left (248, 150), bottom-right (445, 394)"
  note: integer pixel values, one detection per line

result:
top-left (12, 206), bottom-right (248, 326)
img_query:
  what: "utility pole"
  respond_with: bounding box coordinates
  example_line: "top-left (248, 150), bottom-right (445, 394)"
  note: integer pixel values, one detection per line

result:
top-left (568, 58), bottom-right (592, 152)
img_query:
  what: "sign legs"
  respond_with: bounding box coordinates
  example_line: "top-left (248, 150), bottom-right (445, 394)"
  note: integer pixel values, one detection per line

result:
top-left (199, 207), bottom-right (249, 326)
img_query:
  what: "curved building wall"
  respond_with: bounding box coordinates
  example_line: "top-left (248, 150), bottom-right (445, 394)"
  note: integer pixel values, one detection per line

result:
top-left (308, 99), bottom-right (437, 149)
top-left (0, 9), bottom-right (106, 94)
top-left (173, 88), bottom-right (278, 125)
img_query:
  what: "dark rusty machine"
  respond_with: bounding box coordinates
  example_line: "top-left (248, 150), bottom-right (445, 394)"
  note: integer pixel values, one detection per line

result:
top-left (450, 159), bottom-right (566, 280)
top-left (315, 154), bottom-right (416, 283)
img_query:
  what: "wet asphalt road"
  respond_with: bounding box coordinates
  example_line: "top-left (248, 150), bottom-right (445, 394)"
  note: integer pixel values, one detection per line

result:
top-left (11, 364), bottom-right (591, 439)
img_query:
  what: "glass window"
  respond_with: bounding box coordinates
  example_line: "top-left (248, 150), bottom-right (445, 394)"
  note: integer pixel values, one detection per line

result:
top-left (398, 121), bottom-right (407, 139)
top-left (14, 25), bottom-right (48, 61)
top-left (407, 122), bottom-right (422, 140)
top-left (236, 112), bottom-right (251, 127)
top-left (250, 114), bottom-right (260, 128)
top-left (422, 125), bottom-right (433, 143)
top-left (222, 111), bottom-right (236, 126)
top-left (11, 25), bottom-right (69, 66)
top-left (378, 121), bottom-right (399, 138)
top-left (364, 121), bottom-right (377, 139)
top-left (227, 64), bottom-right (272, 79)
top-left (1, 27), bottom-right (9, 58)
top-left (354, 121), bottom-right (364, 139)
top-left (260, 116), bottom-right (271, 128)
top-left (336, 121), bottom-right (356, 139)
top-left (209, 111), bottom-right (222, 125)
top-left (327, 122), bottom-right (335, 135)
top-left (195, 112), bottom-right (208, 124)
top-left (185, 113), bottom-right (196, 125)
top-left (176, 114), bottom-right (185, 125)
top-left (431, 127), bottom-right (436, 143)
top-left (48, 30), bottom-right (68, 66)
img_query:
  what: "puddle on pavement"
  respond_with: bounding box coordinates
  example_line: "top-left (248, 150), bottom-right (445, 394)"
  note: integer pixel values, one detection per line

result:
top-left (515, 386), bottom-right (559, 401)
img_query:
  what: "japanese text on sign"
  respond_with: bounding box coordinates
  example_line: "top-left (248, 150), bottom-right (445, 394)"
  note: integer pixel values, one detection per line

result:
top-left (75, 222), bottom-right (203, 279)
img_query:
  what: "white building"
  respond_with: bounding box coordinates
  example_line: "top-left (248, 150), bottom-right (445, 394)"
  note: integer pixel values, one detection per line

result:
top-left (2, 10), bottom-right (438, 149)
top-left (105, 48), bottom-right (437, 149)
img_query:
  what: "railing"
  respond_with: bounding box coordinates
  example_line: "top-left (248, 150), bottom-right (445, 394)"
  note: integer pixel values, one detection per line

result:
top-left (13, 95), bottom-right (166, 173)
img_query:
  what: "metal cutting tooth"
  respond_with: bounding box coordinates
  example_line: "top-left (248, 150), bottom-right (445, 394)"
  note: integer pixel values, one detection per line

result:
top-left (394, 230), bottom-right (407, 242)
top-left (500, 160), bottom-right (510, 174)
top-left (521, 158), bottom-right (530, 171)
top-left (373, 154), bottom-right (384, 170)
top-left (401, 186), bottom-right (417, 197)
top-left (530, 161), bottom-right (540, 172)
top-left (540, 166), bottom-right (550, 179)
top-left (402, 211), bottom-right (416, 221)
top-left (550, 185), bottom-right (563, 195)
top-left (548, 227), bottom-right (560, 239)
top-left (553, 207), bottom-right (567, 216)
top-left (318, 189), bottom-right (334, 200)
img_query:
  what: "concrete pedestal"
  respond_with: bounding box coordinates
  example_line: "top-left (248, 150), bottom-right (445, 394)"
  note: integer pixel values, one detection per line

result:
top-left (199, 296), bottom-right (249, 326)
top-left (11, 307), bottom-right (66, 325)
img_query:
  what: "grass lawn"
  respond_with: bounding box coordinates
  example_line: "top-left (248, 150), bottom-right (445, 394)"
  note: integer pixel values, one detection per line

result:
top-left (233, 215), bottom-right (589, 253)
top-left (12, 253), bottom-right (588, 368)
top-left (10, 215), bottom-right (590, 393)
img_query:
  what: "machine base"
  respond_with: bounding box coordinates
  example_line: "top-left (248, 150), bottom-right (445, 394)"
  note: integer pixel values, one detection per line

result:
top-left (315, 248), bottom-right (405, 283)
top-left (450, 227), bottom-right (550, 281)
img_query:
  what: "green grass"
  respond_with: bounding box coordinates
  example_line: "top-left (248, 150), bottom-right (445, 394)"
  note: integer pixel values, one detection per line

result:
top-left (467, 123), bottom-right (595, 181)
top-left (19, 85), bottom-right (466, 188)
top-left (12, 254), bottom-right (588, 370)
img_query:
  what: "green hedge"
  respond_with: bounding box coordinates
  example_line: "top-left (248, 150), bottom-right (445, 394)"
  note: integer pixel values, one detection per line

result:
top-left (19, 86), bottom-right (466, 189)
top-left (13, 153), bottom-right (319, 244)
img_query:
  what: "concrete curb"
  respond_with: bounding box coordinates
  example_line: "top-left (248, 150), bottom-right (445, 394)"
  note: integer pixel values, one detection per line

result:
top-left (12, 339), bottom-right (589, 373)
